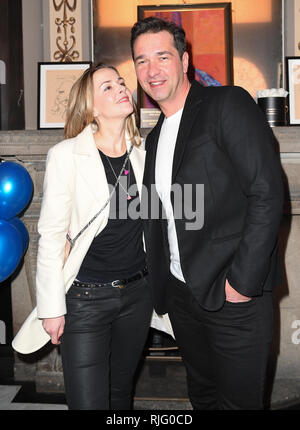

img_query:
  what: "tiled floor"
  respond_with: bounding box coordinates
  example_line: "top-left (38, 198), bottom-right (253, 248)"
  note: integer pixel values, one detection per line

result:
top-left (0, 381), bottom-right (68, 410)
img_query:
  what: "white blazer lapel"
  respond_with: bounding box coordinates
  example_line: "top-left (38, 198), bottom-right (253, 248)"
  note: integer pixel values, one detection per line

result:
top-left (126, 137), bottom-right (146, 199)
top-left (73, 124), bottom-right (110, 205)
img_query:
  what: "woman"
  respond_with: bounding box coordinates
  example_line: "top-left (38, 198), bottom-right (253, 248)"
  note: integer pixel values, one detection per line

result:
top-left (12, 63), bottom-right (153, 410)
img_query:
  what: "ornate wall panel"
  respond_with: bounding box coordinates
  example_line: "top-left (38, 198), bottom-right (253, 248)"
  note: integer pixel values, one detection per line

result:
top-left (49, 0), bottom-right (83, 62)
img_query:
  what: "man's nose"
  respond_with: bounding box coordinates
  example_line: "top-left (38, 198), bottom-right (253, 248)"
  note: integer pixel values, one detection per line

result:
top-left (148, 60), bottom-right (160, 77)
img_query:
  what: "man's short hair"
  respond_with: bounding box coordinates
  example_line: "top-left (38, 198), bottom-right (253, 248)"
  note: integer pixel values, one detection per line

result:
top-left (130, 16), bottom-right (186, 59)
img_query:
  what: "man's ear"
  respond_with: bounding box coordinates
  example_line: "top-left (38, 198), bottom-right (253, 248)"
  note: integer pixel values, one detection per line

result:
top-left (182, 51), bottom-right (189, 74)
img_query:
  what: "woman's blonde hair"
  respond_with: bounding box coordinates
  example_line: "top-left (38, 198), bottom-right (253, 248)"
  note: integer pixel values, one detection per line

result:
top-left (64, 62), bottom-right (141, 146)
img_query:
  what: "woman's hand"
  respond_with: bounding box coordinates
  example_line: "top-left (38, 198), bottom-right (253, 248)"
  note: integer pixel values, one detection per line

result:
top-left (42, 316), bottom-right (65, 345)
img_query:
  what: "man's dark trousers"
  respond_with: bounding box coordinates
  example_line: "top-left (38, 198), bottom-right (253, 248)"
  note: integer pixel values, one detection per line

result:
top-left (167, 274), bottom-right (274, 410)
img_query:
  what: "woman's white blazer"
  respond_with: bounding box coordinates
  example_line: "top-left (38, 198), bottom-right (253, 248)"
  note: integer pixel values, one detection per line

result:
top-left (12, 124), bottom-right (173, 354)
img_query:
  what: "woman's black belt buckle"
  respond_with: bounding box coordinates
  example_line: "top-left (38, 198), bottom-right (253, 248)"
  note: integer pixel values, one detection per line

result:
top-left (111, 279), bottom-right (123, 289)
top-left (111, 267), bottom-right (148, 288)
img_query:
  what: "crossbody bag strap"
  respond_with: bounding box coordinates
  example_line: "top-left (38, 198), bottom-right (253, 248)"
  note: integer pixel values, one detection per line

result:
top-left (66, 143), bottom-right (134, 251)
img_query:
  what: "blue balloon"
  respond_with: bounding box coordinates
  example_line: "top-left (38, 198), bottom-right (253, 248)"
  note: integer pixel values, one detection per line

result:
top-left (0, 161), bottom-right (33, 220)
top-left (0, 219), bottom-right (23, 283)
top-left (9, 217), bottom-right (29, 254)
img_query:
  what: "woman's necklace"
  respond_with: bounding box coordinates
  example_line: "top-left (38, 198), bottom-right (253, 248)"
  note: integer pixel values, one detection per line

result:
top-left (105, 152), bottom-right (132, 200)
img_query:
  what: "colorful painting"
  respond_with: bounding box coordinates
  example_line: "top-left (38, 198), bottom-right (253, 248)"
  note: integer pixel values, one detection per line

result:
top-left (138, 3), bottom-right (233, 109)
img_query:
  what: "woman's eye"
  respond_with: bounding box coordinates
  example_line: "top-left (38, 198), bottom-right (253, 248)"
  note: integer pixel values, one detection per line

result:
top-left (104, 85), bottom-right (112, 91)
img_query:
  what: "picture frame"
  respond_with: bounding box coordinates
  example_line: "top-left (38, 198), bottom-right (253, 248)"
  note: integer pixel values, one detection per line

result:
top-left (286, 57), bottom-right (300, 125)
top-left (137, 3), bottom-right (233, 110)
top-left (37, 62), bottom-right (91, 129)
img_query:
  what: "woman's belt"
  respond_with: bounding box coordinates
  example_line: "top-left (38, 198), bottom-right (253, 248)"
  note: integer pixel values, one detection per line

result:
top-left (73, 267), bottom-right (148, 289)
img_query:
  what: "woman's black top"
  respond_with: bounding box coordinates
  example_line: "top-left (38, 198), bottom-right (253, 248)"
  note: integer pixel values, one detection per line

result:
top-left (76, 149), bottom-right (146, 283)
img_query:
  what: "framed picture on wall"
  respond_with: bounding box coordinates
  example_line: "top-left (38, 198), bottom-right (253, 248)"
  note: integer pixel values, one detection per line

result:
top-left (286, 57), bottom-right (300, 125)
top-left (37, 62), bottom-right (91, 129)
top-left (137, 3), bottom-right (233, 110)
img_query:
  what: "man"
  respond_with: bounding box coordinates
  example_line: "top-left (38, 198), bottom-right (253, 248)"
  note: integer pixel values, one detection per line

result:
top-left (131, 17), bottom-right (283, 410)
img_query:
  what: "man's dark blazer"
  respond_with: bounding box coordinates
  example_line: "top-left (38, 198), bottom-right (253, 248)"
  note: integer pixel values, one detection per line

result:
top-left (142, 80), bottom-right (284, 314)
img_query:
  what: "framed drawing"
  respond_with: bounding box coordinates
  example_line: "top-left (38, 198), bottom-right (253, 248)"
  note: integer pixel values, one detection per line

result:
top-left (137, 3), bottom-right (233, 110)
top-left (286, 57), bottom-right (300, 125)
top-left (37, 62), bottom-right (91, 129)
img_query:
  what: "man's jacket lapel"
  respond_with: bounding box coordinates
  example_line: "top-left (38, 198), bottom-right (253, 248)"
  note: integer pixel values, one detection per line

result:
top-left (172, 81), bottom-right (204, 182)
